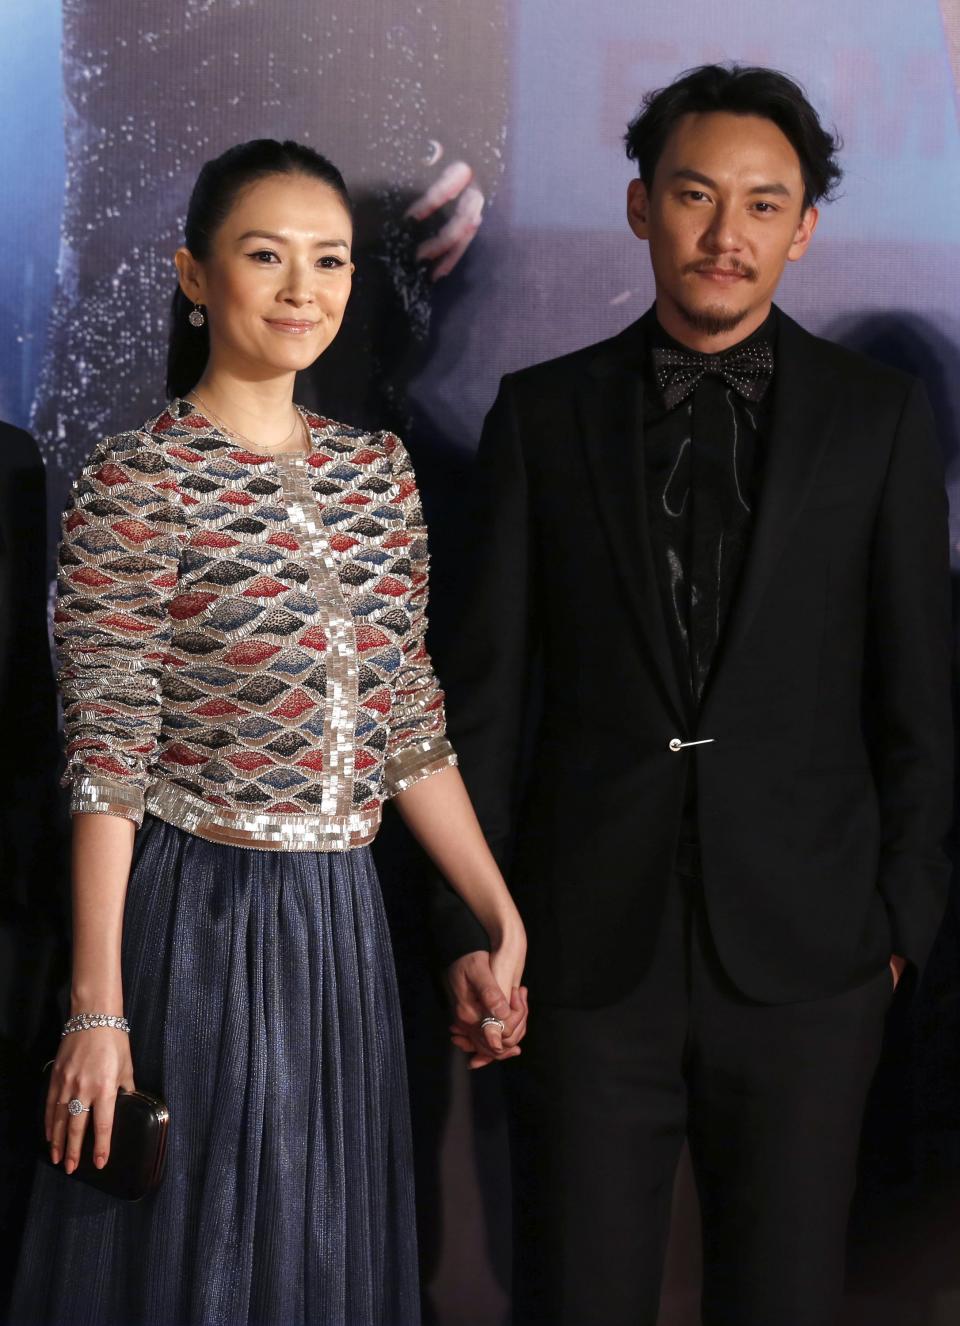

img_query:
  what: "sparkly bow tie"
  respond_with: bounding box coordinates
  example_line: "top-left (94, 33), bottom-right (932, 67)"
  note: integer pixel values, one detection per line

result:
top-left (652, 341), bottom-right (775, 411)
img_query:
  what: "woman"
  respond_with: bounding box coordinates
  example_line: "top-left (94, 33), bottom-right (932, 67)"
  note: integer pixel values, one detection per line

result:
top-left (11, 139), bottom-right (526, 1326)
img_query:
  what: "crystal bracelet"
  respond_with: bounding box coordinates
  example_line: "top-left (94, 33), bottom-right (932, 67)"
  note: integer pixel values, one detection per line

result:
top-left (61, 1013), bottom-right (131, 1037)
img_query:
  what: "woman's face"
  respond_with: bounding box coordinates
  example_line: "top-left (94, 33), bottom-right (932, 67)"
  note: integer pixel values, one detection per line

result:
top-left (176, 171), bottom-right (354, 382)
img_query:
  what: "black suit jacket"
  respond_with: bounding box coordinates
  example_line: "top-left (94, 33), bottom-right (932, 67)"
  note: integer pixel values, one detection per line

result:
top-left (0, 422), bottom-right (58, 883)
top-left (0, 421), bottom-right (63, 1046)
top-left (431, 309), bottom-right (954, 1008)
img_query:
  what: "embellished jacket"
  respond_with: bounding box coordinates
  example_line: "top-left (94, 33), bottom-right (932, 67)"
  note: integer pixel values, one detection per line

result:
top-left (55, 399), bottom-right (457, 851)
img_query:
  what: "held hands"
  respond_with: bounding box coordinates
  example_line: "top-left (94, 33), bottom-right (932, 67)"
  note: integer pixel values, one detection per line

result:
top-left (446, 926), bottom-right (529, 1069)
top-left (388, 765), bottom-right (527, 1064)
top-left (46, 1029), bottom-right (135, 1173)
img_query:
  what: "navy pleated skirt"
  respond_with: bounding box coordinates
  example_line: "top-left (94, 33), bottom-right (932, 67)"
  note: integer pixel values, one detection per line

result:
top-left (10, 816), bottom-right (420, 1326)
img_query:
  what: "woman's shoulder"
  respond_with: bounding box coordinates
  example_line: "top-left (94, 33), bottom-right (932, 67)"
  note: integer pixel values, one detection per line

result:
top-left (71, 407), bottom-right (203, 509)
top-left (301, 411), bottom-right (404, 463)
top-left (86, 406), bottom-right (412, 478)
top-left (301, 417), bottom-right (420, 498)
top-left (76, 418), bottom-right (168, 479)
top-left (86, 401), bottom-right (259, 475)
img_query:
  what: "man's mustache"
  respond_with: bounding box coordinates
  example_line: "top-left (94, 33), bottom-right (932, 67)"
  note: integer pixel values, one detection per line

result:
top-left (683, 260), bottom-right (760, 281)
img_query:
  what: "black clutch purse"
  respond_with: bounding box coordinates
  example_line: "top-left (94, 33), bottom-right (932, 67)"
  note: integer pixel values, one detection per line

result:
top-left (41, 1068), bottom-right (170, 1201)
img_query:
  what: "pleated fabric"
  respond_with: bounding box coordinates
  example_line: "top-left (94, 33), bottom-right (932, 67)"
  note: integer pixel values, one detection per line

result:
top-left (10, 816), bottom-right (420, 1326)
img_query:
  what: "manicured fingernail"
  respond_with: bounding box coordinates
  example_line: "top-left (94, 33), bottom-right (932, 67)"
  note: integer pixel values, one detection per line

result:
top-left (65, 1159), bottom-right (75, 1175)
top-left (95, 1155), bottom-right (106, 1169)
top-left (50, 1148), bottom-right (60, 1165)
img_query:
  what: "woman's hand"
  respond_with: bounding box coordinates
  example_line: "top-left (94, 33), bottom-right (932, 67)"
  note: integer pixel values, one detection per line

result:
top-left (46, 1030), bottom-right (135, 1173)
top-left (391, 766), bottom-right (529, 1066)
top-left (447, 915), bottom-right (528, 1069)
top-left (53, 812), bottom-right (137, 1171)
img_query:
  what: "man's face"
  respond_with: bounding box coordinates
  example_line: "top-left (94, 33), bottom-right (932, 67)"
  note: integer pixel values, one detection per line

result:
top-left (627, 111), bottom-right (818, 348)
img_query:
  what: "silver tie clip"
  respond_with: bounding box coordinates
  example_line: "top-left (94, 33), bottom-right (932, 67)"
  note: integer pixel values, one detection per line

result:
top-left (668, 737), bottom-right (716, 752)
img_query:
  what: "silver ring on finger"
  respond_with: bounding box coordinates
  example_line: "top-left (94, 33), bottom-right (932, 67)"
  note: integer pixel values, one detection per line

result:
top-left (480, 1016), bottom-right (505, 1033)
top-left (66, 1098), bottom-right (91, 1116)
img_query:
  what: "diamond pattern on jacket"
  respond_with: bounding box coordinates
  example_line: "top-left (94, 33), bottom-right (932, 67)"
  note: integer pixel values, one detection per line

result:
top-left (55, 400), bottom-right (450, 821)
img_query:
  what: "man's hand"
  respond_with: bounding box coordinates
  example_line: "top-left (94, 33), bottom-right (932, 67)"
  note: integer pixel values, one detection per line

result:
top-left (406, 160), bottom-right (485, 280)
top-left (890, 953), bottom-right (907, 991)
top-left (446, 948), bottom-right (529, 1069)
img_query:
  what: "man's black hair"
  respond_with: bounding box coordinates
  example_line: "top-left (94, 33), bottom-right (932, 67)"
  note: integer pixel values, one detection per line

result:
top-left (624, 64), bottom-right (842, 210)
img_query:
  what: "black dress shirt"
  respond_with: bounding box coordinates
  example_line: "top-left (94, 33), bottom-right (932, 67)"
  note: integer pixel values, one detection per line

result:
top-left (642, 310), bottom-right (777, 863)
top-left (642, 308), bottom-right (777, 709)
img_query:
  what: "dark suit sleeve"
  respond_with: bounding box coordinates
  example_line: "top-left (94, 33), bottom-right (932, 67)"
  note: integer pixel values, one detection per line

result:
top-left (426, 375), bottom-right (539, 965)
top-left (868, 379), bottom-right (954, 971)
top-left (0, 425), bottom-right (61, 918)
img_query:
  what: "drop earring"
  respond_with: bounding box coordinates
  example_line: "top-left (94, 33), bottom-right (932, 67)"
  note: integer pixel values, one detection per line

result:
top-left (188, 303), bottom-right (205, 328)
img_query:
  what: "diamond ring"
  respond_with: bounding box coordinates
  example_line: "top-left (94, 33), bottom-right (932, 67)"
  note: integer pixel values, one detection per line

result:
top-left (66, 1098), bottom-right (91, 1117)
top-left (480, 1016), bottom-right (505, 1034)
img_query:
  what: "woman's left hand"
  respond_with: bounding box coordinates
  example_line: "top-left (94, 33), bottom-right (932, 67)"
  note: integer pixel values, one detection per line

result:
top-left (447, 919), bottom-right (528, 1068)
top-left (391, 766), bottom-right (528, 1066)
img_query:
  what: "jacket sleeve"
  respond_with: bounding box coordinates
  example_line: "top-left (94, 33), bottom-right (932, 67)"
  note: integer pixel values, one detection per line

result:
top-left (868, 379), bottom-right (954, 971)
top-left (424, 377), bottom-right (540, 964)
top-left (55, 431), bottom-right (185, 824)
top-left (381, 434), bottom-right (458, 797)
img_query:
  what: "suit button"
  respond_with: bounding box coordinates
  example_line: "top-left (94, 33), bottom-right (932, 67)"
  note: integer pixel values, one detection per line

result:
top-left (669, 738), bottom-right (683, 752)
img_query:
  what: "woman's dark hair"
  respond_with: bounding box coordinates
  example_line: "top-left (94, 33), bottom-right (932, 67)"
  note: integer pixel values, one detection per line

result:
top-left (166, 138), bottom-right (352, 399)
top-left (624, 64), bottom-right (842, 211)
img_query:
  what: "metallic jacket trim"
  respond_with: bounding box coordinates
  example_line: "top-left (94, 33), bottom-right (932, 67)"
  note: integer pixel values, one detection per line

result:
top-left (144, 779), bottom-right (380, 851)
top-left (70, 773), bottom-right (145, 824)
top-left (383, 735), bottom-right (458, 796)
top-left (69, 739), bottom-right (458, 849)
top-left (276, 450), bottom-right (360, 822)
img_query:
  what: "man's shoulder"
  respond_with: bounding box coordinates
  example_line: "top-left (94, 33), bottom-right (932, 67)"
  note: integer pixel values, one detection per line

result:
top-left (496, 311), bottom-right (924, 415)
top-left (779, 311), bottom-right (918, 402)
top-left (500, 322), bottom-right (643, 396)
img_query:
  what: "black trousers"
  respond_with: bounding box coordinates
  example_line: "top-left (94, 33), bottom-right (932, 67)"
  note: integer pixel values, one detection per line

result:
top-left (507, 875), bottom-right (893, 1326)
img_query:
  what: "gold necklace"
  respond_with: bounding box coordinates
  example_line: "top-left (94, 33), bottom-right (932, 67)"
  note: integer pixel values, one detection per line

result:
top-left (187, 391), bottom-right (308, 456)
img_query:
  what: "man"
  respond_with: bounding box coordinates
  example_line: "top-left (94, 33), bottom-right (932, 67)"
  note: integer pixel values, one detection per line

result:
top-left (431, 65), bottom-right (954, 1326)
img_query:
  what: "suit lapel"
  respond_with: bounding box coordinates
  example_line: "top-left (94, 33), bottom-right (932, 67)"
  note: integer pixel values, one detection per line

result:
top-left (702, 311), bottom-right (841, 715)
top-left (575, 321), bottom-right (688, 725)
